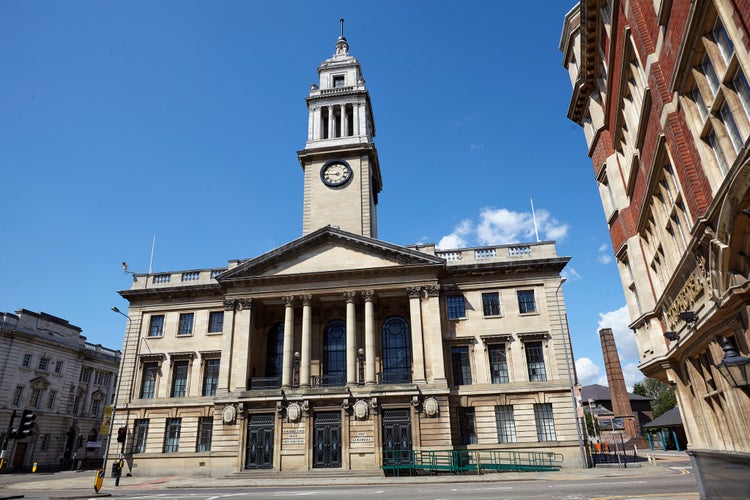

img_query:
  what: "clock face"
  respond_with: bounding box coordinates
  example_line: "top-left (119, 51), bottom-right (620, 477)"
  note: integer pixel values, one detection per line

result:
top-left (321, 160), bottom-right (353, 187)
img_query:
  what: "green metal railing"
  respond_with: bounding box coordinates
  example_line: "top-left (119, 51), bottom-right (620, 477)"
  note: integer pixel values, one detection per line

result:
top-left (382, 449), bottom-right (563, 476)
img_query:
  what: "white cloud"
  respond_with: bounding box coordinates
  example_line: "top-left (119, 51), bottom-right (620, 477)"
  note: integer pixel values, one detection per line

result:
top-left (622, 362), bottom-right (642, 392)
top-left (562, 268), bottom-right (582, 281)
top-left (597, 305), bottom-right (638, 361)
top-left (438, 206), bottom-right (569, 248)
top-left (576, 357), bottom-right (601, 386)
top-left (598, 254), bottom-right (612, 265)
top-left (597, 244), bottom-right (608, 252)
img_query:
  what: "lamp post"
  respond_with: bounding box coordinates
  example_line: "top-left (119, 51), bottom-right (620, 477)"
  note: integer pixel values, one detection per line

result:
top-left (716, 336), bottom-right (750, 390)
top-left (555, 278), bottom-right (588, 468)
top-left (587, 398), bottom-right (600, 445)
top-left (357, 348), bottom-right (365, 386)
top-left (106, 306), bottom-right (131, 487)
top-left (293, 352), bottom-right (300, 388)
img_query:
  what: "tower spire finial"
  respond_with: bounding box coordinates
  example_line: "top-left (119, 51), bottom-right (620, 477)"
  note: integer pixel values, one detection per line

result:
top-left (340, 18), bottom-right (344, 39)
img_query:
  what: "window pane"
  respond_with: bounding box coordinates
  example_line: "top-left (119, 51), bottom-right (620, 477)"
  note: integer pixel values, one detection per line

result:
top-left (265, 323), bottom-right (284, 378)
top-left (171, 361), bottom-right (189, 397)
top-left (208, 311), bottom-right (224, 333)
top-left (692, 84), bottom-right (708, 121)
top-left (517, 290), bottom-right (536, 313)
top-left (149, 315), bottom-right (164, 337)
top-left (488, 344), bottom-right (509, 383)
top-left (702, 54), bottom-right (719, 96)
top-left (323, 320), bottom-right (346, 385)
top-left (381, 316), bottom-right (411, 382)
top-left (482, 292), bottom-right (501, 316)
top-left (140, 363), bottom-right (158, 398)
top-left (534, 403), bottom-right (557, 441)
top-left (457, 407), bottom-right (477, 445)
top-left (133, 419), bottom-right (149, 454)
top-left (708, 129), bottom-right (729, 173)
top-left (451, 346), bottom-right (472, 386)
top-left (735, 71), bottom-right (750, 119)
top-left (525, 341), bottom-right (547, 381)
top-left (713, 19), bottom-right (734, 64)
top-left (495, 405), bottom-right (517, 443)
top-left (447, 296), bottom-right (466, 319)
top-left (202, 359), bottom-right (220, 396)
top-left (196, 417), bottom-right (213, 452)
top-left (720, 102), bottom-right (743, 153)
top-left (178, 313), bottom-right (194, 335)
top-left (163, 418), bottom-right (182, 453)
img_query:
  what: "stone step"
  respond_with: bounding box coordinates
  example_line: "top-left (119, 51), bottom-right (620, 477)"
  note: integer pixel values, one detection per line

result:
top-left (227, 468), bottom-right (384, 479)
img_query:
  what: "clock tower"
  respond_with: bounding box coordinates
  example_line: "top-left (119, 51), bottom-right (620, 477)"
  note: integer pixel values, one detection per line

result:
top-left (297, 21), bottom-right (382, 238)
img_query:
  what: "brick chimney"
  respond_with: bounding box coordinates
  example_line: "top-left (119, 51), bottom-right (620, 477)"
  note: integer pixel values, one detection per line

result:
top-left (599, 328), bottom-right (638, 440)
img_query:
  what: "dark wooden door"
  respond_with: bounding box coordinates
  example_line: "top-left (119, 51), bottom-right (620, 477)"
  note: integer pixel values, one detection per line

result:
top-left (245, 414), bottom-right (274, 469)
top-left (382, 409), bottom-right (412, 465)
top-left (313, 412), bottom-right (341, 468)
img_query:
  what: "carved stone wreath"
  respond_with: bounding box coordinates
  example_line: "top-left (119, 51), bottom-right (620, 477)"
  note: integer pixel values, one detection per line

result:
top-left (353, 400), bottom-right (370, 420)
top-left (423, 397), bottom-right (439, 417)
top-left (287, 402), bottom-right (302, 422)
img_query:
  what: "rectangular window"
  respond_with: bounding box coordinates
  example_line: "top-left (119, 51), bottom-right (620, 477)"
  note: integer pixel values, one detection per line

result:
top-left (140, 362), bottom-right (159, 399)
top-left (40, 433), bottom-right (50, 451)
top-left (457, 407), bottom-right (477, 445)
top-left (525, 341), bottom-right (547, 381)
top-left (481, 292), bottom-right (501, 316)
top-left (333, 75), bottom-right (345, 88)
top-left (133, 419), bottom-right (149, 454)
top-left (95, 371), bottom-right (112, 386)
top-left (517, 290), bottom-right (537, 314)
top-left (735, 71), bottom-right (750, 119)
top-left (202, 359), bottom-right (220, 396)
top-left (208, 311), bottom-right (224, 333)
top-left (178, 313), bottom-right (194, 336)
top-left (148, 315), bottom-right (165, 337)
top-left (702, 54), bottom-right (720, 96)
top-left (38, 357), bottom-right (49, 371)
top-left (22, 354), bottom-right (32, 367)
top-left (446, 295), bottom-right (466, 320)
top-left (171, 360), bottom-right (189, 397)
top-left (47, 390), bottom-right (57, 409)
top-left (54, 361), bottom-right (63, 374)
top-left (451, 346), bottom-right (472, 386)
top-left (12, 386), bottom-right (24, 406)
top-left (709, 129), bottom-right (730, 173)
top-left (488, 344), bottom-right (509, 383)
top-left (196, 416), bottom-right (213, 452)
top-left (692, 84), bottom-right (708, 121)
top-left (30, 388), bottom-right (42, 408)
top-left (720, 102), bottom-right (743, 153)
top-left (713, 18), bottom-right (734, 64)
top-left (91, 398), bottom-right (101, 416)
top-left (80, 367), bottom-right (92, 383)
top-left (163, 418), bottom-right (182, 453)
top-left (495, 405), bottom-right (517, 443)
top-left (534, 403), bottom-right (557, 442)
top-left (73, 394), bottom-right (81, 415)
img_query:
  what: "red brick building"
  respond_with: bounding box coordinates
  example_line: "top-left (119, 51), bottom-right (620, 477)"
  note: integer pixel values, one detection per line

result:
top-left (561, 1), bottom-right (750, 497)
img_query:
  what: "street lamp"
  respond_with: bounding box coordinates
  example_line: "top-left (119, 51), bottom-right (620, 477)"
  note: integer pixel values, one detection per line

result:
top-left (716, 336), bottom-right (750, 389)
top-left (555, 278), bottom-right (588, 468)
top-left (357, 348), bottom-right (365, 386)
top-left (105, 306), bottom-right (131, 487)
top-left (293, 352), bottom-right (300, 388)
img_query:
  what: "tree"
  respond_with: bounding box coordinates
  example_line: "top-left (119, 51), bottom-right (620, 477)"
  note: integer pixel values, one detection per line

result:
top-left (633, 378), bottom-right (676, 418)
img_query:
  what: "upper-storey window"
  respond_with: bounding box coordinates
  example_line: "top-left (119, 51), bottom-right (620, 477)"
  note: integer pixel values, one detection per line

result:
top-left (208, 311), bottom-right (224, 333)
top-left (712, 18), bottom-right (734, 64)
top-left (38, 357), bottom-right (49, 371)
top-left (148, 315), bottom-right (164, 337)
top-left (446, 295), bottom-right (466, 320)
top-left (178, 313), bottom-right (194, 336)
top-left (333, 75), bottom-right (345, 88)
top-left (140, 362), bottom-right (159, 399)
top-left (517, 290), bottom-right (537, 314)
top-left (22, 354), bottom-right (32, 367)
top-left (481, 292), bottom-right (501, 317)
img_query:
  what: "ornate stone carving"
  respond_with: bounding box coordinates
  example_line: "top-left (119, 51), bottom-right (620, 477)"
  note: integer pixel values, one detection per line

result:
top-left (363, 289), bottom-right (376, 302)
top-left (222, 404), bottom-right (237, 425)
top-left (300, 294), bottom-right (313, 306)
top-left (223, 299), bottom-right (237, 311)
top-left (423, 397), bottom-right (439, 417)
top-left (353, 400), bottom-right (370, 420)
top-left (344, 291), bottom-right (357, 303)
top-left (282, 295), bottom-right (295, 307)
top-left (406, 286), bottom-right (421, 299)
top-left (287, 402), bottom-right (302, 422)
top-left (425, 285), bottom-right (440, 297)
top-left (238, 298), bottom-right (253, 311)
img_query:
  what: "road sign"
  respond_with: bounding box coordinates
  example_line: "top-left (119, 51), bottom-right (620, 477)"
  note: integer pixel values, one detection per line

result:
top-left (94, 468), bottom-right (105, 492)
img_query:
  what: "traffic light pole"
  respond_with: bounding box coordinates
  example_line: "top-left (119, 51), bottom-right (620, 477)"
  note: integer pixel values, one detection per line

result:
top-left (0, 410), bottom-right (17, 470)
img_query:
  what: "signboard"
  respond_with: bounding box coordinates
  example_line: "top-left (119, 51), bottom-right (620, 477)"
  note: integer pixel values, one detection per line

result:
top-left (100, 406), bottom-right (113, 435)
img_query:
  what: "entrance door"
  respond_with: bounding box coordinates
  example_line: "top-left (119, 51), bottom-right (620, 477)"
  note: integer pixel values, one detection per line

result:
top-left (12, 442), bottom-right (27, 469)
top-left (245, 414), bottom-right (274, 469)
top-left (313, 412), bottom-right (341, 468)
top-left (382, 409), bottom-right (412, 465)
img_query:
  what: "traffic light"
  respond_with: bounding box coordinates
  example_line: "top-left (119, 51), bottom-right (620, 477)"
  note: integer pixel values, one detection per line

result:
top-left (19, 409), bottom-right (35, 438)
top-left (117, 427), bottom-right (127, 443)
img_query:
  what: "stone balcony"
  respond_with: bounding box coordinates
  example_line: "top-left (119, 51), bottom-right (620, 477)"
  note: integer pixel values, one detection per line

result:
top-left (409, 241), bottom-right (559, 266)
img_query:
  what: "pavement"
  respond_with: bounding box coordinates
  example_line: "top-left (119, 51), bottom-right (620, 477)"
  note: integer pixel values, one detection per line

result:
top-left (0, 450), bottom-right (697, 499)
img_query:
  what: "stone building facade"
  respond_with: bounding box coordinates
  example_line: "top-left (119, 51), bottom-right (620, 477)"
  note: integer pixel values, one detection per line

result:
top-left (111, 31), bottom-right (582, 477)
top-left (561, 1), bottom-right (750, 496)
top-left (0, 309), bottom-right (120, 471)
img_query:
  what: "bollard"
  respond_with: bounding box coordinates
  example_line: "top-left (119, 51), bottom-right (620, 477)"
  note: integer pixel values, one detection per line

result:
top-left (32, 461), bottom-right (38, 473)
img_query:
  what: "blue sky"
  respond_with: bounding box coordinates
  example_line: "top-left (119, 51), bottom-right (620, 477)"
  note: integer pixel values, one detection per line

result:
top-left (0, 1), bottom-right (638, 388)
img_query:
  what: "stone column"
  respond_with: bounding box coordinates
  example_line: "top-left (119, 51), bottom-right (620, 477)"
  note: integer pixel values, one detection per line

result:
top-left (364, 290), bottom-right (376, 385)
top-left (407, 287), bottom-right (426, 384)
top-left (218, 299), bottom-right (237, 394)
top-left (231, 298), bottom-right (253, 391)
top-left (281, 296), bottom-right (295, 389)
top-left (327, 106), bottom-right (334, 139)
top-left (309, 106), bottom-right (316, 142)
top-left (345, 291), bottom-right (357, 385)
top-left (424, 285), bottom-right (446, 383)
top-left (300, 294), bottom-right (313, 388)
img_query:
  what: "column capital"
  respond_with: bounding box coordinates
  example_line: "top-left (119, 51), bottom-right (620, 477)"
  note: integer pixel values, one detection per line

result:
top-left (425, 285), bottom-right (441, 297)
top-left (282, 295), bottom-right (296, 307)
top-left (300, 294), bottom-right (313, 306)
top-left (406, 286), bottom-right (422, 299)
top-left (362, 289), bottom-right (376, 302)
top-left (238, 298), bottom-right (253, 311)
top-left (223, 299), bottom-right (237, 311)
top-left (344, 291), bottom-right (357, 303)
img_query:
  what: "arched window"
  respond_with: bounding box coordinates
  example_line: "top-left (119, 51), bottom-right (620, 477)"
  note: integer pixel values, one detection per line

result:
top-left (265, 323), bottom-right (284, 378)
top-left (323, 320), bottom-right (346, 386)
top-left (381, 316), bottom-right (411, 383)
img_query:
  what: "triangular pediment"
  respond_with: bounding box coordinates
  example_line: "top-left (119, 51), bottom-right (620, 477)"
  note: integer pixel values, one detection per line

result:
top-left (218, 227), bottom-right (444, 281)
top-left (29, 376), bottom-right (51, 389)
